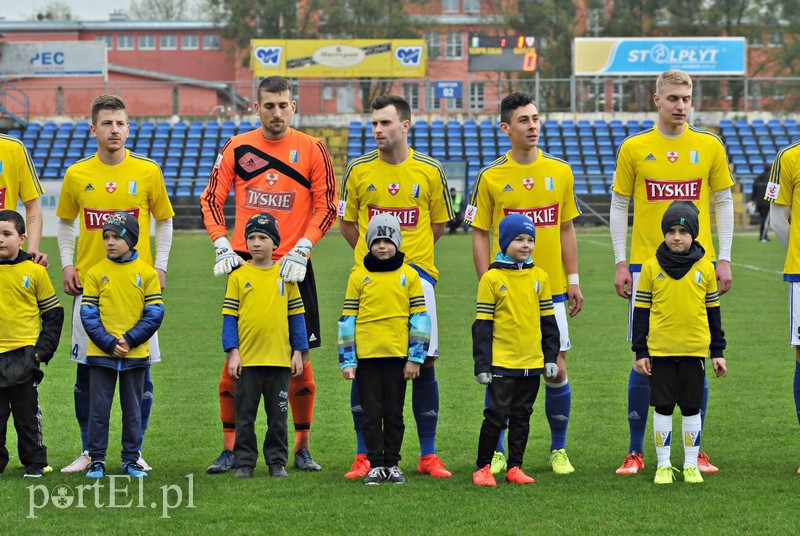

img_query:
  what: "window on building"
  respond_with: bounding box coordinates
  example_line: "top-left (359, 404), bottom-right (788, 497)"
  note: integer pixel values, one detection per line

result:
top-left (427, 90), bottom-right (442, 112)
top-left (403, 83), bottom-right (420, 111)
top-left (442, 0), bottom-right (459, 13)
top-left (139, 35), bottom-right (156, 50)
top-left (202, 34), bottom-right (221, 50)
top-left (160, 34), bottom-right (177, 50)
top-left (96, 35), bottom-right (113, 50)
top-left (470, 82), bottom-right (485, 111)
top-left (464, 0), bottom-right (481, 13)
top-left (117, 35), bottom-right (134, 50)
top-left (768, 32), bottom-right (783, 48)
top-left (445, 32), bottom-right (463, 59)
top-left (181, 34), bottom-right (199, 50)
top-left (425, 32), bottom-right (441, 60)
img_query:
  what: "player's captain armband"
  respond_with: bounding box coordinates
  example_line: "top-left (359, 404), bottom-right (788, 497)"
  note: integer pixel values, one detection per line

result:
top-left (765, 182), bottom-right (780, 201)
top-left (337, 199), bottom-right (347, 217)
top-left (464, 204), bottom-right (477, 223)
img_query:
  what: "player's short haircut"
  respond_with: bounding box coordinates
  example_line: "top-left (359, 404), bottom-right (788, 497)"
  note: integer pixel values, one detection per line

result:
top-left (372, 95), bottom-right (411, 123)
top-left (500, 92), bottom-right (535, 124)
top-left (0, 209), bottom-right (26, 235)
top-left (656, 69), bottom-right (693, 95)
top-left (258, 76), bottom-right (293, 101)
top-left (91, 95), bottom-right (127, 125)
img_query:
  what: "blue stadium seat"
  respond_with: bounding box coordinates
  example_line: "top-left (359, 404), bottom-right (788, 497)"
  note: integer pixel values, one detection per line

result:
top-left (182, 157), bottom-right (198, 169)
top-left (152, 139), bottom-right (168, 149)
top-left (785, 118), bottom-right (797, 128)
top-left (728, 146), bottom-right (744, 156)
top-left (175, 187), bottom-right (192, 197)
top-left (66, 148), bottom-right (83, 159)
top-left (574, 184), bottom-right (589, 195)
top-left (585, 165), bottom-right (601, 175)
top-left (601, 155), bottom-right (616, 166)
top-left (165, 157), bottom-right (181, 168)
top-left (734, 164), bottom-right (751, 175)
top-left (43, 167), bottom-right (60, 179)
top-left (584, 156), bottom-right (600, 166)
top-left (731, 155), bottom-right (747, 165)
top-left (22, 140), bottom-right (35, 152)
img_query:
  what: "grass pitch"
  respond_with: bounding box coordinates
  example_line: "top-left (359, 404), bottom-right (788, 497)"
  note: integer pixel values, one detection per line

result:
top-left (0, 228), bottom-right (796, 535)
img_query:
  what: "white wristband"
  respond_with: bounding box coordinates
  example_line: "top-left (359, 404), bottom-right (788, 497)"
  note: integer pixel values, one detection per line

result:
top-left (567, 273), bottom-right (580, 285)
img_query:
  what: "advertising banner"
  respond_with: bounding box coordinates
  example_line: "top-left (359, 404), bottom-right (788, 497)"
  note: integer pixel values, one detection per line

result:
top-left (251, 39), bottom-right (425, 78)
top-left (574, 37), bottom-right (746, 76)
top-left (0, 41), bottom-right (107, 77)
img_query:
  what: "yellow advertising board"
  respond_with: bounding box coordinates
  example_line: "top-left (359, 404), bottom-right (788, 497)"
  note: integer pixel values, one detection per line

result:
top-left (250, 39), bottom-right (426, 78)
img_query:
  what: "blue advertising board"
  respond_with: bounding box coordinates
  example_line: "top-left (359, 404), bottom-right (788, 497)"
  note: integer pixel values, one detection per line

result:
top-left (434, 81), bottom-right (462, 99)
top-left (574, 38), bottom-right (747, 76)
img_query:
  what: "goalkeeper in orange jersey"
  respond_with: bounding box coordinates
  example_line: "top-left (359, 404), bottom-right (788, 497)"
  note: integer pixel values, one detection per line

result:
top-left (201, 76), bottom-right (337, 474)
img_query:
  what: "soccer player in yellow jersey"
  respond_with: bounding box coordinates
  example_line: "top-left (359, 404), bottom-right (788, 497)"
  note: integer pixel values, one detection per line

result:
top-left (339, 95), bottom-right (454, 479)
top-left (631, 202), bottom-right (727, 485)
top-left (0, 134), bottom-right (48, 266)
top-left (467, 91), bottom-right (582, 476)
top-left (766, 139), bottom-right (800, 473)
top-left (610, 70), bottom-right (734, 476)
top-left (0, 209), bottom-right (63, 479)
top-left (56, 95), bottom-right (174, 473)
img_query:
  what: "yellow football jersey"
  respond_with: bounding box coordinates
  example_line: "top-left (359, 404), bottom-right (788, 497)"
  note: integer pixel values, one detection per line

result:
top-left (476, 266), bottom-right (554, 370)
top-left (634, 257), bottom-right (720, 357)
top-left (222, 263), bottom-right (304, 367)
top-left (613, 126), bottom-right (734, 267)
top-left (0, 260), bottom-right (60, 353)
top-left (467, 150), bottom-right (580, 297)
top-left (341, 264), bottom-right (426, 359)
top-left (81, 256), bottom-right (163, 359)
top-left (339, 149), bottom-right (454, 281)
top-left (0, 135), bottom-right (43, 210)
top-left (767, 142), bottom-right (800, 279)
top-left (56, 150), bottom-right (175, 278)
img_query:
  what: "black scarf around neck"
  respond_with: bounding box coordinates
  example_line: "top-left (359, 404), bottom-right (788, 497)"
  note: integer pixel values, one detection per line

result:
top-left (655, 240), bottom-right (705, 280)
top-left (363, 251), bottom-right (405, 272)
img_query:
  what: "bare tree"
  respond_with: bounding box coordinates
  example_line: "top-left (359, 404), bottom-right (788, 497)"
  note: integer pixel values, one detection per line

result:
top-left (129, 0), bottom-right (196, 20)
top-left (33, 1), bottom-right (75, 21)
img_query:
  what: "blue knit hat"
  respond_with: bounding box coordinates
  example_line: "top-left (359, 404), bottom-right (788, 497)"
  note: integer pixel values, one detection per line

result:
top-left (499, 213), bottom-right (536, 253)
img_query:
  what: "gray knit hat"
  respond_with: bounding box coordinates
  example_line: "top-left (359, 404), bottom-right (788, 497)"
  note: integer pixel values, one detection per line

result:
top-left (366, 213), bottom-right (402, 249)
top-left (661, 201), bottom-right (699, 239)
top-left (102, 211), bottom-right (139, 250)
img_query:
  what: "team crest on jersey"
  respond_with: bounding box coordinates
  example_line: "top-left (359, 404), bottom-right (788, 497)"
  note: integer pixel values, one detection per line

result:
top-left (667, 151), bottom-right (678, 163)
top-left (22, 275), bottom-right (30, 289)
top-left (765, 182), bottom-right (780, 201)
top-left (85, 183), bottom-right (95, 192)
top-left (128, 181), bottom-right (137, 195)
top-left (266, 173), bottom-right (279, 186)
top-left (464, 204), bottom-right (477, 223)
top-left (645, 153), bottom-right (656, 161)
top-left (388, 183), bottom-right (400, 195)
top-left (522, 178), bottom-right (534, 190)
top-left (545, 177), bottom-right (554, 191)
top-left (412, 184), bottom-right (421, 198)
top-left (400, 274), bottom-right (406, 286)
top-left (689, 150), bottom-right (699, 164)
top-left (502, 184), bottom-right (514, 192)
top-left (289, 150), bottom-right (299, 163)
top-left (366, 184), bottom-right (377, 192)
top-left (135, 274), bottom-right (142, 287)
top-left (105, 182), bottom-right (117, 193)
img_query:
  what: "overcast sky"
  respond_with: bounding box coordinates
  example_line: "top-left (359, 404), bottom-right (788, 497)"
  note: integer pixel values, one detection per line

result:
top-left (4, 1), bottom-right (133, 22)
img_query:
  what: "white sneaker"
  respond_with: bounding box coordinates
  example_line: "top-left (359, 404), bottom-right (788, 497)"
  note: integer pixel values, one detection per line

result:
top-left (61, 451), bottom-right (91, 473)
top-left (137, 455), bottom-right (152, 472)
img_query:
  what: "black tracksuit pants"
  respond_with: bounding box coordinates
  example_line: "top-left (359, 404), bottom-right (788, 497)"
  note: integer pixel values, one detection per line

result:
top-left (356, 358), bottom-right (407, 468)
top-left (234, 366), bottom-right (290, 468)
